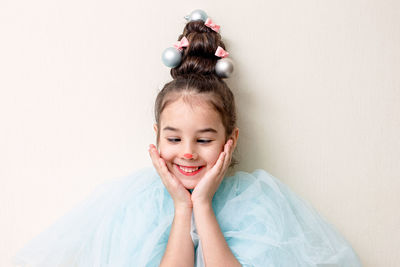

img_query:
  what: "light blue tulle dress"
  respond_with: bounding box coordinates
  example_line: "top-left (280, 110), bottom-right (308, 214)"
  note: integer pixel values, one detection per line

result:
top-left (13, 167), bottom-right (362, 267)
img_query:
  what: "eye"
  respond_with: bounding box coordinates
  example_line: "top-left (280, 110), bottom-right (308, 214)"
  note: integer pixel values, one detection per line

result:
top-left (167, 138), bottom-right (181, 143)
top-left (197, 139), bottom-right (212, 144)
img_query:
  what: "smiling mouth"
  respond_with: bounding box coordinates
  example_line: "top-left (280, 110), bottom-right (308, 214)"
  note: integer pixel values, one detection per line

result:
top-left (175, 164), bottom-right (204, 176)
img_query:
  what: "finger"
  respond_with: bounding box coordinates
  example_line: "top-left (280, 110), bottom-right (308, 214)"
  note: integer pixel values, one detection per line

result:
top-left (148, 144), bottom-right (161, 171)
top-left (158, 158), bottom-right (182, 188)
top-left (217, 151), bottom-right (229, 179)
top-left (156, 157), bottom-right (173, 187)
top-left (211, 151), bottom-right (226, 178)
top-left (158, 158), bottom-right (182, 185)
top-left (149, 144), bottom-right (159, 157)
top-left (222, 140), bottom-right (233, 171)
top-left (158, 158), bottom-right (172, 181)
top-left (149, 145), bottom-right (174, 185)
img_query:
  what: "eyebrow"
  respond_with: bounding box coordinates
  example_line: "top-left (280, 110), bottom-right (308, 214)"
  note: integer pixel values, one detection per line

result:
top-left (163, 126), bottom-right (218, 133)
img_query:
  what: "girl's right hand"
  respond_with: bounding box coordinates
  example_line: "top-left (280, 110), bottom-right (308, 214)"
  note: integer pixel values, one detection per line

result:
top-left (148, 144), bottom-right (193, 210)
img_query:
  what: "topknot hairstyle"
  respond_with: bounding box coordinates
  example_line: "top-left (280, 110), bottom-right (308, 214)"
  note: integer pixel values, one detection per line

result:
top-left (170, 21), bottom-right (226, 78)
top-left (155, 18), bottom-right (237, 163)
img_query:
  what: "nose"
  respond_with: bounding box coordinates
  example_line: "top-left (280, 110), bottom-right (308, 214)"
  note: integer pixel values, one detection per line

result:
top-left (181, 142), bottom-right (197, 160)
top-left (182, 152), bottom-right (197, 160)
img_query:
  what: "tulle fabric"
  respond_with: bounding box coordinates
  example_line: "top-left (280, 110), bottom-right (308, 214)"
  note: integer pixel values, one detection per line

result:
top-left (13, 167), bottom-right (361, 267)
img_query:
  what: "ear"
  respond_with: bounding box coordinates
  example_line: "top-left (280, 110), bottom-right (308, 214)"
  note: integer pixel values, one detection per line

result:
top-left (153, 123), bottom-right (160, 149)
top-left (228, 127), bottom-right (239, 149)
top-left (153, 123), bottom-right (158, 135)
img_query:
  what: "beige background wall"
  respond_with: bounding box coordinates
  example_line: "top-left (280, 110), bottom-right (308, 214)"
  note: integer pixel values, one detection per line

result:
top-left (1, 0), bottom-right (399, 266)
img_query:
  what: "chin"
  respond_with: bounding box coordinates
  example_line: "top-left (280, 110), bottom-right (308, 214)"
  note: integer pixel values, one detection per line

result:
top-left (179, 178), bottom-right (200, 190)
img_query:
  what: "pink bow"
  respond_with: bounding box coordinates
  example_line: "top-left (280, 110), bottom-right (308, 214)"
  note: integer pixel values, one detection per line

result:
top-left (215, 46), bottom-right (229, 58)
top-left (205, 18), bottom-right (220, 32)
top-left (173, 36), bottom-right (189, 51)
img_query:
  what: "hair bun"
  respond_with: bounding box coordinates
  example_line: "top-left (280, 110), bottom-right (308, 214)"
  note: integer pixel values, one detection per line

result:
top-left (171, 20), bottom-right (225, 79)
top-left (161, 11), bottom-right (234, 79)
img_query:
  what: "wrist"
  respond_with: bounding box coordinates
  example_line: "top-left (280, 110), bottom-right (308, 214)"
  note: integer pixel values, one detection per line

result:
top-left (192, 200), bottom-right (213, 210)
top-left (174, 204), bottom-right (193, 216)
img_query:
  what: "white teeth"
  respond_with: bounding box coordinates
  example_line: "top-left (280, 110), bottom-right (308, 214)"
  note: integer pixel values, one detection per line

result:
top-left (179, 165), bottom-right (200, 173)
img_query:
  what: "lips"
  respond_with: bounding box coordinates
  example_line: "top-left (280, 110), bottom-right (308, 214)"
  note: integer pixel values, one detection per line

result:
top-left (175, 164), bottom-right (204, 176)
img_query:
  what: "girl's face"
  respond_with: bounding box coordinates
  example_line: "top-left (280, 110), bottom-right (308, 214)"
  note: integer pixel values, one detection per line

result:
top-left (155, 97), bottom-right (231, 189)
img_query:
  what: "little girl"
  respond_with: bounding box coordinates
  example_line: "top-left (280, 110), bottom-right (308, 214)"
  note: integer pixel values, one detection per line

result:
top-left (14, 10), bottom-right (362, 267)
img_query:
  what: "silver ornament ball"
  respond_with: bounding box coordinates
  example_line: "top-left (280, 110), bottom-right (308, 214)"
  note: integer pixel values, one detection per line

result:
top-left (161, 47), bottom-right (182, 68)
top-left (184, 9), bottom-right (208, 22)
top-left (215, 58), bottom-right (234, 78)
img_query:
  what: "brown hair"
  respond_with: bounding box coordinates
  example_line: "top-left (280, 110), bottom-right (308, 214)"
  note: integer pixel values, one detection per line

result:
top-left (155, 20), bottom-right (237, 164)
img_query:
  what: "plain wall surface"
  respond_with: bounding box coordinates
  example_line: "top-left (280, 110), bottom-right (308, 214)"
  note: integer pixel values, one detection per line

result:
top-left (1, 0), bottom-right (399, 266)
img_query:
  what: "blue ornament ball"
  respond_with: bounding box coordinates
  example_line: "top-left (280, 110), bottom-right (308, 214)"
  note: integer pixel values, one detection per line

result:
top-left (215, 58), bottom-right (234, 78)
top-left (184, 9), bottom-right (208, 22)
top-left (161, 47), bottom-right (182, 68)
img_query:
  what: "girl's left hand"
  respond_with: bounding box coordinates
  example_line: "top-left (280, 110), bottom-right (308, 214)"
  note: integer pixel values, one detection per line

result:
top-left (191, 139), bottom-right (234, 206)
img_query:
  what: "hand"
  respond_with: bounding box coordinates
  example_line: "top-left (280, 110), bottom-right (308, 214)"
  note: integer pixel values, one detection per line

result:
top-left (191, 139), bottom-right (234, 206)
top-left (148, 144), bottom-right (193, 210)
